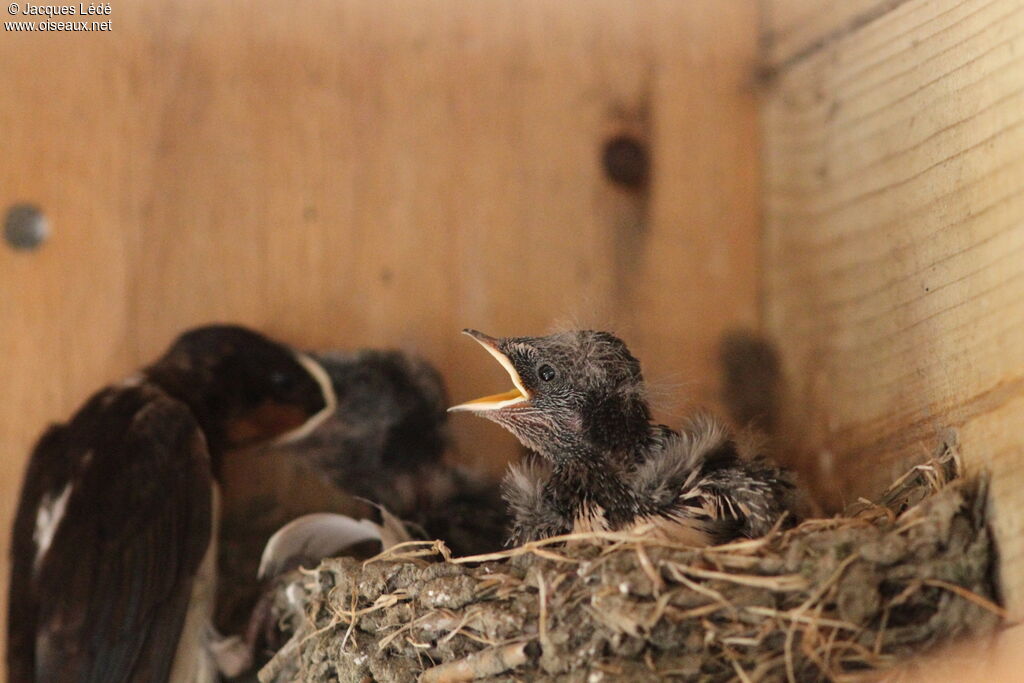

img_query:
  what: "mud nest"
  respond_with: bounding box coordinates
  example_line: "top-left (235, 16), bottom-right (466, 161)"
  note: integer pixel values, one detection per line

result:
top-left (259, 443), bottom-right (1003, 682)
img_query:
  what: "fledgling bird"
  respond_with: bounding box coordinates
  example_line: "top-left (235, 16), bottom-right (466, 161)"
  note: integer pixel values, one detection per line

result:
top-left (7, 324), bottom-right (336, 683)
top-left (263, 348), bottom-right (508, 557)
top-left (279, 349), bottom-right (451, 511)
top-left (449, 329), bottom-right (796, 546)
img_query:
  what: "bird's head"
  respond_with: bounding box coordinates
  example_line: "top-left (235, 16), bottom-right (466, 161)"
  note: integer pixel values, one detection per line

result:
top-left (449, 329), bottom-right (652, 463)
top-left (267, 349), bottom-right (451, 505)
top-left (146, 324), bottom-right (336, 451)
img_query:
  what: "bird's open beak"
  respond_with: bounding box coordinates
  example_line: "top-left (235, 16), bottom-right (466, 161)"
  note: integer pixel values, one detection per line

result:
top-left (270, 352), bottom-right (338, 445)
top-left (448, 329), bottom-right (530, 412)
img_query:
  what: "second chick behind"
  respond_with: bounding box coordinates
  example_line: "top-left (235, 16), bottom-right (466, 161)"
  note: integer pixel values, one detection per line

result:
top-left (267, 348), bottom-right (509, 557)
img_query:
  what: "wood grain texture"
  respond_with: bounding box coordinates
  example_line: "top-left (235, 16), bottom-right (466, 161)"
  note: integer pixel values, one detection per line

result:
top-left (761, 0), bottom-right (907, 67)
top-left (0, 1), bottom-right (760, 672)
top-left (763, 0), bottom-right (1024, 615)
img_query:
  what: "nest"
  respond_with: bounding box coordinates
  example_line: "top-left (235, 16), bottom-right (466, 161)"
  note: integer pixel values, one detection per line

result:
top-left (259, 441), bottom-right (1003, 682)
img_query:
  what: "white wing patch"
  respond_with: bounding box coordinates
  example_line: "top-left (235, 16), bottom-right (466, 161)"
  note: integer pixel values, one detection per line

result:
top-left (33, 482), bottom-right (73, 570)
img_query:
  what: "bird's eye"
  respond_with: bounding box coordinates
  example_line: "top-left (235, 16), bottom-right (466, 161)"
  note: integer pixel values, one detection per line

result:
top-left (538, 364), bottom-right (556, 382)
top-left (269, 370), bottom-right (293, 389)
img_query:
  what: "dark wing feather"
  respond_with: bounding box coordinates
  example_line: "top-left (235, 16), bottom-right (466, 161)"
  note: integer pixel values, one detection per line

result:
top-left (631, 414), bottom-right (794, 542)
top-left (8, 423), bottom-right (73, 682)
top-left (9, 384), bottom-right (213, 683)
top-left (630, 414), bottom-right (729, 512)
top-left (694, 455), bottom-right (796, 539)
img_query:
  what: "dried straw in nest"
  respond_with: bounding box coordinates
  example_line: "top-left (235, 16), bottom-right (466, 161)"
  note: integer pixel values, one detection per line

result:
top-left (259, 440), bottom-right (1003, 682)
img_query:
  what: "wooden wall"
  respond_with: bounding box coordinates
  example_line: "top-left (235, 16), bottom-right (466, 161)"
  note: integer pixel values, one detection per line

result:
top-left (762, 0), bottom-right (1024, 617)
top-left (0, 1), bottom-right (761, 671)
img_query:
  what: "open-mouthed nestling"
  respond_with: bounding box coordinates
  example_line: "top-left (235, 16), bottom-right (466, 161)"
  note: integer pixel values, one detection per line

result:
top-left (449, 329), bottom-right (797, 546)
top-left (261, 348), bottom-right (508, 559)
top-left (7, 324), bottom-right (336, 683)
top-left (280, 349), bottom-right (450, 505)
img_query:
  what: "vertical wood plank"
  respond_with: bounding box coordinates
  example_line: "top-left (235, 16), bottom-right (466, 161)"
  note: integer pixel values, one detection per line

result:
top-left (762, 0), bottom-right (905, 67)
top-left (762, 0), bottom-right (1024, 615)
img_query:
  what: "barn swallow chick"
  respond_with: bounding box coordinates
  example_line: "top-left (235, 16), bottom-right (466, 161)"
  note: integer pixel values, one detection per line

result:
top-left (264, 348), bottom-right (508, 557)
top-left (7, 324), bottom-right (335, 683)
top-left (279, 349), bottom-right (449, 509)
top-left (449, 329), bottom-right (795, 546)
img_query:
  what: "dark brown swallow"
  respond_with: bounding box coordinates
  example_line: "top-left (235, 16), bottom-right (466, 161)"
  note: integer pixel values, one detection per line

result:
top-left (7, 324), bottom-right (335, 683)
top-left (449, 329), bottom-right (796, 546)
